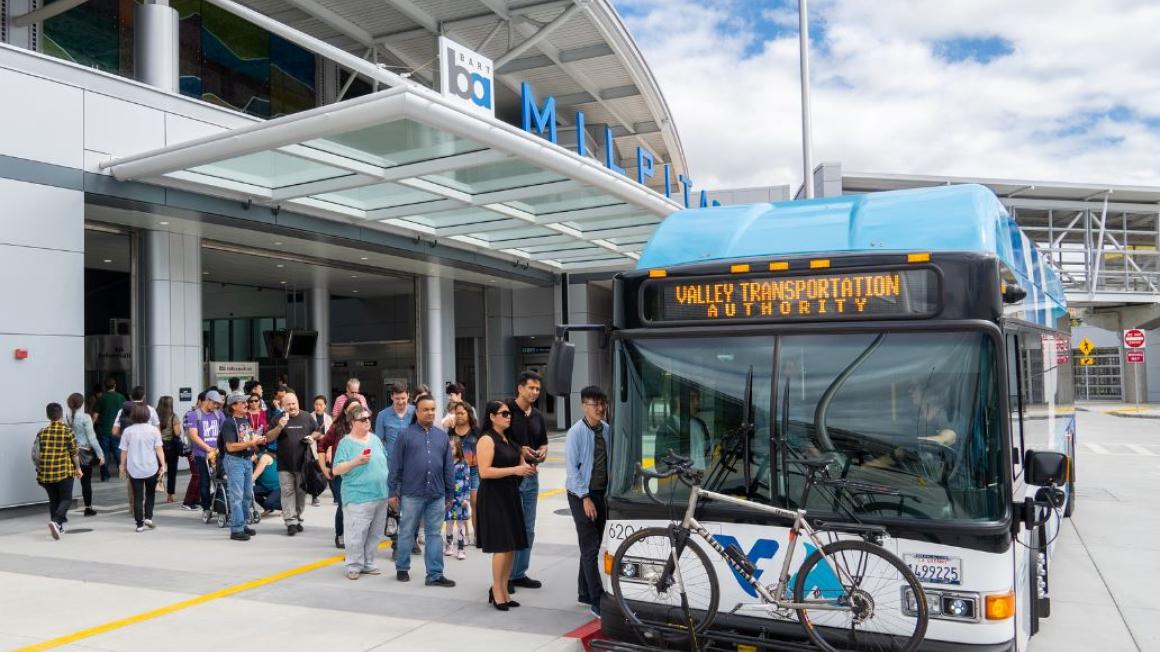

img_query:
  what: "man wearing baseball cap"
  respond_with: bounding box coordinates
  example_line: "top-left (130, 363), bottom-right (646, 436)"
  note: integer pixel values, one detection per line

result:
top-left (186, 389), bottom-right (224, 520)
top-left (220, 392), bottom-right (266, 541)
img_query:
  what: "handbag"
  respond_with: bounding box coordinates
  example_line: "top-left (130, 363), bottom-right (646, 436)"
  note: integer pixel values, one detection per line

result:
top-left (79, 447), bottom-right (100, 467)
top-left (156, 469), bottom-right (167, 493)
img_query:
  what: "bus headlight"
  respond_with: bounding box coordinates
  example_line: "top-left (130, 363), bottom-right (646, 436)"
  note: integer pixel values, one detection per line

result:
top-left (903, 588), bottom-right (980, 622)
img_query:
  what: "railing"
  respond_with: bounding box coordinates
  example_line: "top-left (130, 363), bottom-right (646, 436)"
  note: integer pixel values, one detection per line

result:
top-left (1040, 246), bottom-right (1160, 298)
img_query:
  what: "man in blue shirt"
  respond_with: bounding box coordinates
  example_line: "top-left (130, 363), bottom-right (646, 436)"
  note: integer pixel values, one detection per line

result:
top-left (375, 384), bottom-right (415, 458)
top-left (564, 386), bottom-right (610, 618)
top-left (388, 395), bottom-right (455, 587)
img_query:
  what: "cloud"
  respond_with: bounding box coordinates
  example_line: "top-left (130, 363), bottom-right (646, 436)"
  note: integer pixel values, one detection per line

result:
top-left (614, 0), bottom-right (1160, 192)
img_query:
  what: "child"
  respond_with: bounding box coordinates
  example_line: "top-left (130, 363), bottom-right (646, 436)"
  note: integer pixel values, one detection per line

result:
top-left (444, 437), bottom-right (472, 560)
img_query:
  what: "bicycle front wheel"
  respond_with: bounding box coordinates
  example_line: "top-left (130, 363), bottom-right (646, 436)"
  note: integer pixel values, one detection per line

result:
top-left (611, 527), bottom-right (719, 644)
top-left (794, 539), bottom-right (928, 652)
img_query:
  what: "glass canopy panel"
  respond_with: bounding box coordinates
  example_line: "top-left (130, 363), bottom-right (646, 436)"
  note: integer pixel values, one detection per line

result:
top-left (423, 208), bottom-right (520, 229)
top-left (505, 188), bottom-right (624, 216)
top-left (314, 182), bottom-right (441, 211)
top-left (189, 150), bottom-right (352, 189)
top-left (301, 119), bottom-right (485, 168)
top-left (421, 159), bottom-right (565, 195)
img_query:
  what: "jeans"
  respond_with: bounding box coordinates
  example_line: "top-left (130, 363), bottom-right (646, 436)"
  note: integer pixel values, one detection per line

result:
top-left (568, 491), bottom-right (607, 604)
top-left (42, 478), bottom-right (74, 525)
top-left (224, 455), bottom-right (253, 534)
top-left (511, 473), bottom-right (540, 580)
top-left (129, 473), bottom-right (158, 527)
top-left (194, 456), bottom-right (212, 510)
top-left (344, 500), bottom-right (387, 573)
top-left (79, 461), bottom-right (95, 508)
top-left (254, 484), bottom-right (281, 511)
top-left (182, 453), bottom-right (201, 507)
top-left (332, 475), bottom-right (344, 536)
top-left (97, 433), bottom-right (115, 480)
top-left (396, 495), bottom-right (447, 581)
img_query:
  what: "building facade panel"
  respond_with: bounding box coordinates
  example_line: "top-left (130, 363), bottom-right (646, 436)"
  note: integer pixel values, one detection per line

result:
top-left (0, 65), bottom-right (85, 168)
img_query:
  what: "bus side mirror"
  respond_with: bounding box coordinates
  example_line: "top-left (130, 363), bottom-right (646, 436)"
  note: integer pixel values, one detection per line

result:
top-left (545, 338), bottom-right (575, 398)
top-left (1024, 450), bottom-right (1068, 486)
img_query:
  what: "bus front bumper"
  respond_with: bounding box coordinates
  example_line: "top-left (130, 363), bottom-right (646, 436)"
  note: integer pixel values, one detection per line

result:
top-left (598, 594), bottom-right (1016, 652)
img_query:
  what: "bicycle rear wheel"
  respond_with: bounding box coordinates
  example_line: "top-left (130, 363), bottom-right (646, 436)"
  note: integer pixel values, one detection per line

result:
top-left (794, 539), bottom-right (928, 652)
top-left (611, 527), bottom-right (719, 645)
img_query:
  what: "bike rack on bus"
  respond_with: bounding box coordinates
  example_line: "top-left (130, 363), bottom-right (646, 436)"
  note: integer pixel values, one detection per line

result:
top-left (596, 619), bottom-right (839, 652)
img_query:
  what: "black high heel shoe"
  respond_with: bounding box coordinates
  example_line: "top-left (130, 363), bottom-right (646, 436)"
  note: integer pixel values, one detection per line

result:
top-left (504, 600), bottom-right (521, 608)
top-left (488, 588), bottom-right (509, 611)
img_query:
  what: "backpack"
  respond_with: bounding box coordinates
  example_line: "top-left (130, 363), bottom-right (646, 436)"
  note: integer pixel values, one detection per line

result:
top-left (299, 442), bottom-right (328, 496)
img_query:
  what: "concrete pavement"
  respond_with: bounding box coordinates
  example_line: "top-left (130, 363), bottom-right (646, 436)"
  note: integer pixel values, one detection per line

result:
top-left (0, 454), bottom-right (595, 652)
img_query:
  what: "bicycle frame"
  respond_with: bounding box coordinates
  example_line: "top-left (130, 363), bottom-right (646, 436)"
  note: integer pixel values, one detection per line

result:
top-left (671, 484), bottom-right (857, 612)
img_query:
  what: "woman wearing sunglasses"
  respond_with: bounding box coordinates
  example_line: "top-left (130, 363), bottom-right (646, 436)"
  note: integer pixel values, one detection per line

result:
top-left (331, 405), bottom-right (389, 580)
top-left (476, 400), bottom-right (536, 611)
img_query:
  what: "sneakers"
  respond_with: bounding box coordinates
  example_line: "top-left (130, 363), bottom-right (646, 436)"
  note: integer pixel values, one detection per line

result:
top-left (144, 519), bottom-right (155, 529)
top-left (311, 498), bottom-right (321, 507)
top-left (396, 571), bottom-right (411, 582)
top-left (181, 504), bottom-right (198, 511)
top-left (230, 532), bottom-right (251, 541)
top-left (336, 535), bottom-right (345, 549)
top-left (136, 525), bottom-right (145, 533)
top-left (444, 544), bottom-right (454, 557)
top-left (456, 548), bottom-right (467, 561)
top-left (243, 527), bottom-right (256, 536)
top-left (83, 508), bottom-right (97, 517)
top-left (360, 567), bottom-right (382, 575)
top-left (287, 525), bottom-right (297, 536)
top-left (511, 576), bottom-right (543, 589)
top-left (346, 569), bottom-right (361, 580)
top-left (589, 604), bottom-right (602, 619)
top-left (48, 522), bottom-right (61, 540)
top-left (425, 576), bottom-right (456, 587)
top-left (296, 523), bottom-right (304, 533)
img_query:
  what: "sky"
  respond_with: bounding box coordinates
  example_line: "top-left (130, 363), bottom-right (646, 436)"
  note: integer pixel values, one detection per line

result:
top-left (612, 0), bottom-right (1160, 193)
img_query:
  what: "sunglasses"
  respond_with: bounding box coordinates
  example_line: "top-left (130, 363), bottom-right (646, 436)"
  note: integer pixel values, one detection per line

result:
top-left (354, 416), bottom-right (371, 423)
top-left (496, 411), bottom-right (512, 417)
top-left (247, 399), bottom-right (260, 403)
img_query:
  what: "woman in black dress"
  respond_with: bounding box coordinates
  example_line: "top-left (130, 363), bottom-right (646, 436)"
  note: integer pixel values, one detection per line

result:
top-left (476, 400), bottom-right (536, 611)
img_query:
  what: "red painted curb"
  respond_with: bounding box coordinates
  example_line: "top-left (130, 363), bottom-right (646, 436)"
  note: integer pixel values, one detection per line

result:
top-left (564, 618), bottom-right (604, 650)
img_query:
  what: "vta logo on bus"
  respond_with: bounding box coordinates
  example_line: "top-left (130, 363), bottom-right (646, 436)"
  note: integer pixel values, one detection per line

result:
top-left (712, 535), bottom-right (841, 599)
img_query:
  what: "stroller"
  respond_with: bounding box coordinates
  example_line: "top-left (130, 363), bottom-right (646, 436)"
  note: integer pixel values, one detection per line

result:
top-left (201, 455), bottom-right (260, 529)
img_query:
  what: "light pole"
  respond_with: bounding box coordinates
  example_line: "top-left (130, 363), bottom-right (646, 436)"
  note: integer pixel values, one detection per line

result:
top-left (798, 0), bottom-right (815, 199)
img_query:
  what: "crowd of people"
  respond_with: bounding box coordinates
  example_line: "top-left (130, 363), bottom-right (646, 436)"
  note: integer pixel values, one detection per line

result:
top-left (30, 371), bottom-right (613, 618)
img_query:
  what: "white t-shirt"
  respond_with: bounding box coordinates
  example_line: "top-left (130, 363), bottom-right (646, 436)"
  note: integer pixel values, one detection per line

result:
top-left (119, 424), bottom-right (162, 479)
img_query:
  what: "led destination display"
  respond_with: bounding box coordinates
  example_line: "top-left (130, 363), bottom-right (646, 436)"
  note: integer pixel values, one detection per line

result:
top-left (642, 268), bottom-right (940, 323)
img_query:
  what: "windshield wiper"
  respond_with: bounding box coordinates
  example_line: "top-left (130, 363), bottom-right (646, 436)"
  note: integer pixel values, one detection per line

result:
top-left (742, 365), bottom-right (754, 498)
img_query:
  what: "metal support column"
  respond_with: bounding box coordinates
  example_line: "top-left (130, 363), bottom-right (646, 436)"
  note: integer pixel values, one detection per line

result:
top-left (308, 281), bottom-right (330, 401)
top-left (141, 230), bottom-right (203, 414)
top-left (134, 1), bottom-right (180, 92)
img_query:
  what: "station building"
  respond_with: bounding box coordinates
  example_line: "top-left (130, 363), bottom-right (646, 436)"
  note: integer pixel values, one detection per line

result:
top-left (0, 0), bottom-right (700, 507)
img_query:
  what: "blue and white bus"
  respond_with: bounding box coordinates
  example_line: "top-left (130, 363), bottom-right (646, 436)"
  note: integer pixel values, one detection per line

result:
top-left (561, 184), bottom-right (1075, 651)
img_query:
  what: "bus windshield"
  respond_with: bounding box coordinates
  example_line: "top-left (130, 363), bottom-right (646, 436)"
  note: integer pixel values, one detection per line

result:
top-left (610, 331), bottom-right (1005, 522)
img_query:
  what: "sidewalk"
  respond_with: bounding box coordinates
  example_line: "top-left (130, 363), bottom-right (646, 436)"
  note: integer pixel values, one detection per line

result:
top-left (1077, 401), bottom-right (1160, 419)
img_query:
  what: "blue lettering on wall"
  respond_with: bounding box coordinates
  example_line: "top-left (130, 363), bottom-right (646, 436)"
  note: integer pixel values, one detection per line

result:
top-left (515, 80), bottom-right (726, 206)
top-left (636, 146), bottom-right (655, 185)
top-left (521, 82), bottom-right (557, 144)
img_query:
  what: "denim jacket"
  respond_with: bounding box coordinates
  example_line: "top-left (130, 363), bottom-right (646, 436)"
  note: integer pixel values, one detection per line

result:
top-left (564, 418), bottom-right (610, 498)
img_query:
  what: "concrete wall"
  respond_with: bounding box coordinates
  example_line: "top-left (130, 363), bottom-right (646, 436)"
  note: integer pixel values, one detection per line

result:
top-left (0, 179), bottom-right (85, 507)
top-left (202, 284), bottom-right (288, 320)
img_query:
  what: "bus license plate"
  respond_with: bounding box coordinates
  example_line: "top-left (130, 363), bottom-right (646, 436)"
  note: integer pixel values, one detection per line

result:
top-left (905, 554), bottom-right (961, 585)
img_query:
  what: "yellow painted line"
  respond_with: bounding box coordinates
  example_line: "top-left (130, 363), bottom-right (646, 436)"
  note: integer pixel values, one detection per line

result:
top-left (16, 541), bottom-right (391, 652)
top-left (539, 488), bottom-right (566, 499)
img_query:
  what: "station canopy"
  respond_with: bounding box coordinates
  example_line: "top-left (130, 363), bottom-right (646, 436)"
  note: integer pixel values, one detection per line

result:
top-left (103, 85), bottom-right (682, 271)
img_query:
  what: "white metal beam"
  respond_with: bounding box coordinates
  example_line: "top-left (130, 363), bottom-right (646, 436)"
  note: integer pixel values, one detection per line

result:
top-left (494, 1), bottom-right (583, 68)
top-left (271, 173), bottom-right (382, 201)
top-left (11, 0), bottom-right (88, 27)
top-left (384, 0), bottom-right (439, 33)
top-left (435, 218), bottom-right (526, 237)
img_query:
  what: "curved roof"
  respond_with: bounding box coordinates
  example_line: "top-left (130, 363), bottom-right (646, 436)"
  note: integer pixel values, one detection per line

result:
top-left (637, 184), bottom-right (1065, 306)
top-left (233, 0), bottom-right (687, 186)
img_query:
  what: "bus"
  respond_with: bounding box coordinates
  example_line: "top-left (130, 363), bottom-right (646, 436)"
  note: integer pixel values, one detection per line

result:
top-left (551, 184), bottom-right (1076, 651)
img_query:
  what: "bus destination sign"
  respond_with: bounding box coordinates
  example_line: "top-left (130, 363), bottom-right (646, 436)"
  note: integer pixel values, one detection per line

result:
top-left (642, 268), bottom-right (939, 324)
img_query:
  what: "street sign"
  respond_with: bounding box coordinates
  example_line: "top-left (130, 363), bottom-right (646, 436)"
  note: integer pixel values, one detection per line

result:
top-left (1127, 350), bottom-right (1146, 364)
top-left (1077, 337), bottom-right (1095, 356)
top-left (1124, 329), bottom-right (1146, 349)
top-left (1078, 356), bottom-right (1096, 366)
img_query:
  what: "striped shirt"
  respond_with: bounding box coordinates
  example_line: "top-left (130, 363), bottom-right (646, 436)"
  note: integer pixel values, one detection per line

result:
top-left (36, 422), bottom-right (78, 484)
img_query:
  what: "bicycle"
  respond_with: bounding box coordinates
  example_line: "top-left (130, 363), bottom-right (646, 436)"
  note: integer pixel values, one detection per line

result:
top-left (611, 452), bottom-right (929, 652)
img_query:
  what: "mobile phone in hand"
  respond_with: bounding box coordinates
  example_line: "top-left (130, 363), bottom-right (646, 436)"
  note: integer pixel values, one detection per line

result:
top-left (362, 448), bottom-right (372, 456)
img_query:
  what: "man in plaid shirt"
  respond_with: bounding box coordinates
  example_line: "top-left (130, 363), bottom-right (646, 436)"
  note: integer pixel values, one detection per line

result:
top-left (35, 403), bottom-right (82, 539)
